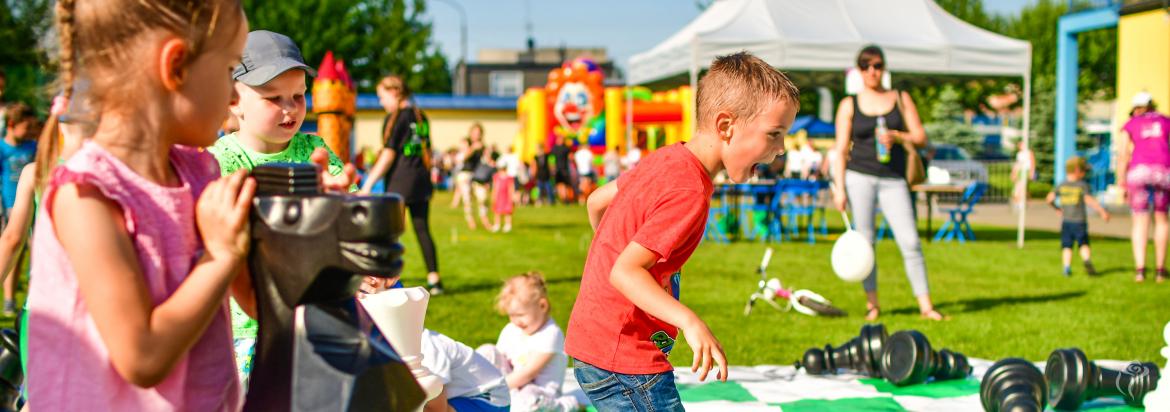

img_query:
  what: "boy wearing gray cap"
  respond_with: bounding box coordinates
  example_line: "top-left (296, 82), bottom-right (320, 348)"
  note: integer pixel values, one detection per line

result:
top-left (207, 30), bottom-right (349, 389)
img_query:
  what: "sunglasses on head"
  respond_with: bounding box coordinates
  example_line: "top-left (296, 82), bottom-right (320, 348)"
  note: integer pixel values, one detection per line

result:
top-left (860, 61), bottom-right (885, 71)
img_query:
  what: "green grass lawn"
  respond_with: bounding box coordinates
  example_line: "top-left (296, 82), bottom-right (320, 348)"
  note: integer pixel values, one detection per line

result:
top-left (406, 192), bottom-right (1168, 367)
top-left (5, 191), bottom-right (1162, 369)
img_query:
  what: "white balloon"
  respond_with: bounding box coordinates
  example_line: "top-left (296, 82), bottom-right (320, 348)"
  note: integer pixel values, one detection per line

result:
top-left (832, 229), bottom-right (874, 282)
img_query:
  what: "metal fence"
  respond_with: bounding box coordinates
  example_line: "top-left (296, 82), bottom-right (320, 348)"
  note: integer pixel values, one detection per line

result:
top-left (931, 160), bottom-right (1013, 204)
top-left (981, 160), bottom-right (1013, 204)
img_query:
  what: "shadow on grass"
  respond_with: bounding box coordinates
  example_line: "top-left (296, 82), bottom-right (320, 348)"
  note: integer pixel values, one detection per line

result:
top-left (960, 227), bottom-right (1063, 242)
top-left (1091, 266), bottom-right (1130, 278)
top-left (886, 290), bottom-right (1086, 315)
top-left (522, 222), bottom-right (584, 231)
top-left (437, 275), bottom-right (581, 296)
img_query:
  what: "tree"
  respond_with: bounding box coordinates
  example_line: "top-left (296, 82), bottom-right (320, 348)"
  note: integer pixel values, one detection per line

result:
top-left (924, 85), bottom-right (983, 155)
top-left (0, 0), bottom-right (53, 109)
top-left (242, 0), bottom-right (451, 94)
top-left (934, 0), bottom-right (1006, 32)
top-left (0, 0), bottom-right (51, 65)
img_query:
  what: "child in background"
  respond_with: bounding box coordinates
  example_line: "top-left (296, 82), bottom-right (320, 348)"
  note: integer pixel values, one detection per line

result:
top-left (26, 1), bottom-right (255, 408)
top-left (491, 162), bottom-right (514, 233)
top-left (533, 144), bottom-right (554, 206)
top-left (574, 145), bottom-right (595, 204)
top-left (1047, 156), bottom-right (1110, 277)
top-left (478, 272), bottom-right (578, 412)
top-left (206, 29), bottom-right (354, 389)
top-left (602, 147), bottom-right (621, 184)
top-left (0, 70), bottom-right (7, 141)
top-left (422, 328), bottom-right (511, 412)
top-left (0, 93), bottom-right (90, 388)
top-left (208, 30), bottom-right (349, 178)
top-left (0, 103), bottom-right (37, 314)
top-left (566, 52), bottom-right (799, 411)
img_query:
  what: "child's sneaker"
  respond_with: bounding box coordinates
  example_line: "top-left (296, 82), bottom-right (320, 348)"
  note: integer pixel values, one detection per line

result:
top-left (1158, 268), bottom-right (1167, 284)
top-left (1062, 266), bottom-right (1071, 278)
top-left (503, 223), bottom-right (512, 233)
top-left (1083, 262), bottom-right (1098, 276)
top-left (1, 301), bottom-right (13, 316)
top-left (1136, 268), bottom-right (1147, 283)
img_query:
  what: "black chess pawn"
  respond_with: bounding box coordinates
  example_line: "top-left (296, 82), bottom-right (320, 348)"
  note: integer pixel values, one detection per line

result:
top-left (798, 324), bottom-right (887, 376)
top-left (879, 330), bottom-right (971, 386)
top-left (980, 358), bottom-right (1047, 412)
top-left (1046, 348), bottom-right (1160, 410)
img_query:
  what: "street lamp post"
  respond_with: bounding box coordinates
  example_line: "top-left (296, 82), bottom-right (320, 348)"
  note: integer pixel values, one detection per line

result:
top-left (432, 0), bottom-right (467, 95)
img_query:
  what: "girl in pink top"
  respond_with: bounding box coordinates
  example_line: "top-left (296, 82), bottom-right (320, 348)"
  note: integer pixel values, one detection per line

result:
top-left (26, 1), bottom-right (351, 409)
top-left (491, 162), bottom-right (516, 232)
top-left (1119, 92), bottom-right (1170, 282)
top-left (24, 1), bottom-right (252, 409)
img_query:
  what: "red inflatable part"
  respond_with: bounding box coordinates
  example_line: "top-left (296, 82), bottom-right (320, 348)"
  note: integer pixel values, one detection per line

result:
top-left (631, 101), bottom-right (683, 123)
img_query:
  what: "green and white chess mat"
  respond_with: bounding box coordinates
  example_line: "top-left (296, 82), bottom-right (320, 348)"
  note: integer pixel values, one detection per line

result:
top-left (565, 359), bottom-right (1146, 411)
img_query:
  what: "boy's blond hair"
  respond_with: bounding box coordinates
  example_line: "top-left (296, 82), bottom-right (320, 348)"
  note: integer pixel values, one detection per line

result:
top-left (696, 51), bottom-right (801, 130)
top-left (1065, 156), bottom-right (1088, 175)
top-left (496, 271), bottom-right (549, 314)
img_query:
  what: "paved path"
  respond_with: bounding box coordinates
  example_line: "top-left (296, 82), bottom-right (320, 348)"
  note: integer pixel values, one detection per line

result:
top-left (943, 200), bottom-right (1130, 239)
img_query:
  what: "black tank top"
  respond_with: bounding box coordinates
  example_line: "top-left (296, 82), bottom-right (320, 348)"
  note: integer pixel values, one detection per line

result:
top-left (847, 93), bottom-right (908, 179)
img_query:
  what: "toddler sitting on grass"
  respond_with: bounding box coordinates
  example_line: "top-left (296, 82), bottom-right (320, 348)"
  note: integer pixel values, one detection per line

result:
top-left (478, 272), bottom-right (579, 411)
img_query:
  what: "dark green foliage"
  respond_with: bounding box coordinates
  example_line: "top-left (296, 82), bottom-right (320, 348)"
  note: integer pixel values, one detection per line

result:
top-left (241, 0), bottom-right (451, 93)
top-left (925, 85), bottom-right (983, 155)
top-left (0, 0), bottom-right (52, 108)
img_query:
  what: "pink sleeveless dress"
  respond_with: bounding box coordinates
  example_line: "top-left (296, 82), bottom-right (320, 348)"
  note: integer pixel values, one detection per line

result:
top-left (26, 141), bottom-right (240, 411)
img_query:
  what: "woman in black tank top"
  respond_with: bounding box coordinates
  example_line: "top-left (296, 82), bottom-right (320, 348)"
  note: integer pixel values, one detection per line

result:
top-left (830, 45), bottom-right (945, 321)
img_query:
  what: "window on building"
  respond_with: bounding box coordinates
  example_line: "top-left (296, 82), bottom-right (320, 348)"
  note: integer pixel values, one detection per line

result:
top-left (489, 71), bottom-right (524, 97)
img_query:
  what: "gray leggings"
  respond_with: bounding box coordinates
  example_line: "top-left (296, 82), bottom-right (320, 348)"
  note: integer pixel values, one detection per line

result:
top-left (844, 170), bottom-right (930, 296)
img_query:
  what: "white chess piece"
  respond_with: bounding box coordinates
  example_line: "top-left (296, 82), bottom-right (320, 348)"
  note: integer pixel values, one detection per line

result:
top-left (1144, 321), bottom-right (1170, 410)
top-left (361, 287), bottom-right (443, 408)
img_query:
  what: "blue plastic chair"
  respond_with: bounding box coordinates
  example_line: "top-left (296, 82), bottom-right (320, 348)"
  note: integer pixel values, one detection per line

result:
top-left (742, 183), bottom-right (778, 241)
top-left (764, 180), bottom-right (790, 242)
top-left (933, 182), bottom-right (988, 243)
top-left (776, 180), bottom-right (820, 243)
top-left (705, 185), bottom-right (731, 243)
top-left (813, 180), bottom-right (829, 236)
top-left (876, 210), bottom-right (892, 241)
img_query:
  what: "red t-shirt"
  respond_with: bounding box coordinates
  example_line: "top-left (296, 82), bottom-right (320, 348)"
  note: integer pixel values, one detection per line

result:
top-left (565, 143), bottom-right (713, 374)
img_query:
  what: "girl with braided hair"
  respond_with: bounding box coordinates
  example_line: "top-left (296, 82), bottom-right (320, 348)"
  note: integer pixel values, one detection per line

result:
top-left (25, 1), bottom-right (346, 408)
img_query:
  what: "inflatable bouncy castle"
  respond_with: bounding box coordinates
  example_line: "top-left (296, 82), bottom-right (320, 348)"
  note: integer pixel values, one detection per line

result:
top-left (312, 51), bottom-right (356, 162)
top-left (515, 58), bottom-right (695, 162)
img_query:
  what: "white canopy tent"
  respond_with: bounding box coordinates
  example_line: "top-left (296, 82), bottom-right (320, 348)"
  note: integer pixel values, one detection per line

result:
top-left (629, 0), bottom-right (1035, 247)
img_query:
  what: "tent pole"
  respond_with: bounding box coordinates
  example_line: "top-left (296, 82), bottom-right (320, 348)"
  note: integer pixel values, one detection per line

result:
top-left (1017, 72), bottom-right (1032, 249)
top-left (690, 37), bottom-right (699, 131)
top-left (627, 84), bottom-right (633, 155)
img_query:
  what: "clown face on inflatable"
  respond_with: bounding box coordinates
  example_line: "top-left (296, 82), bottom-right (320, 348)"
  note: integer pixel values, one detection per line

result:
top-left (554, 82), bottom-right (593, 131)
top-left (546, 58), bottom-right (604, 141)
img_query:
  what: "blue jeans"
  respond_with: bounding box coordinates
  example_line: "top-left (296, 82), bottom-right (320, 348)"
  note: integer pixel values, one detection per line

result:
top-left (538, 180), bottom-right (556, 205)
top-left (573, 359), bottom-right (683, 412)
top-left (448, 394), bottom-right (508, 412)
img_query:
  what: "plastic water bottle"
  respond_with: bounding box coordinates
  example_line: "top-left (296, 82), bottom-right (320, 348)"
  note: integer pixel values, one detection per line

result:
top-left (875, 116), bottom-right (891, 164)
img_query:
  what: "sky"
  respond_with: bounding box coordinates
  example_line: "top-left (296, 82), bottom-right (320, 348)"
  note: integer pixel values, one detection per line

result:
top-left (422, 0), bottom-right (1036, 72)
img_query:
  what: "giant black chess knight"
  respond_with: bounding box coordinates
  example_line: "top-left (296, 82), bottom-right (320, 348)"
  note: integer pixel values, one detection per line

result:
top-left (243, 163), bottom-right (424, 411)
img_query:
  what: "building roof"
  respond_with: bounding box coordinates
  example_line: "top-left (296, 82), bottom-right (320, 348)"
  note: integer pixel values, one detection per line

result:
top-left (308, 93), bottom-right (517, 112)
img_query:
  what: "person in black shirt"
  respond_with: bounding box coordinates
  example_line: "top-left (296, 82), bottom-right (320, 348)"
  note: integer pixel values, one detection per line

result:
top-left (830, 45), bottom-right (940, 321)
top-left (361, 75), bottom-right (444, 295)
top-left (532, 144), bottom-right (554, 206)
top-left (548, 135), bottom-right (573, 203)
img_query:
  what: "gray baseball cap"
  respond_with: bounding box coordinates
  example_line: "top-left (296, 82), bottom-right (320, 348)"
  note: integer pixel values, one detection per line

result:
top-left (232, 30), bottom-right (317, 86)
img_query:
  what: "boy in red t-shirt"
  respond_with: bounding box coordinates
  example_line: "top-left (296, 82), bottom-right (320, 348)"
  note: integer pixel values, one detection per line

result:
top-left (565, 52), bottom-right (800, 410)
